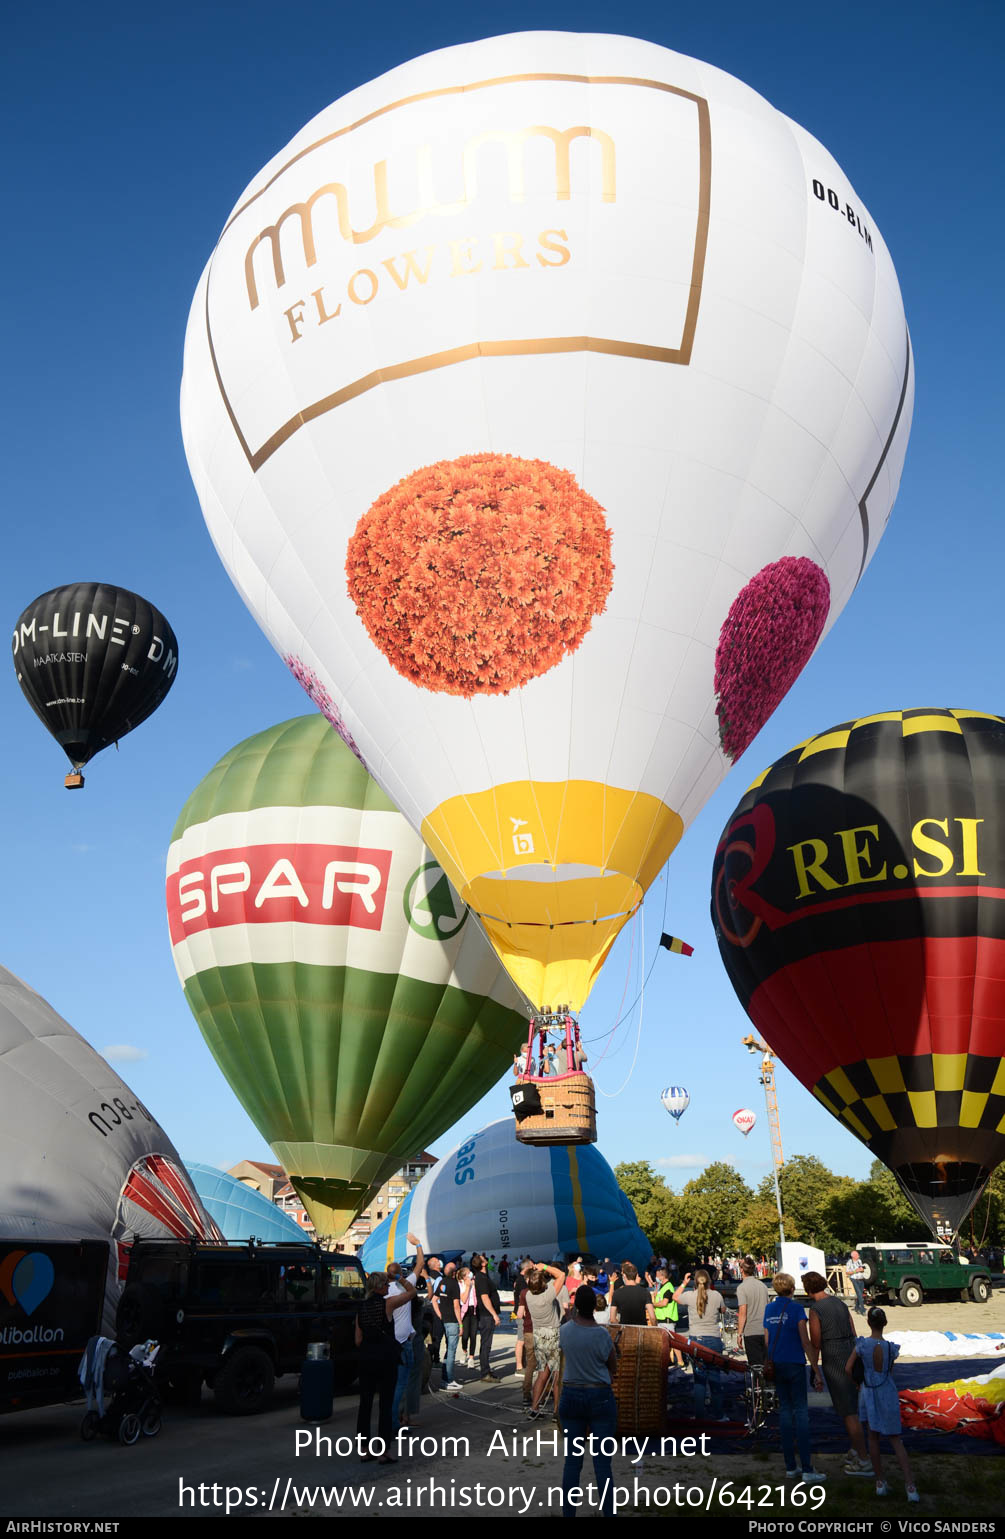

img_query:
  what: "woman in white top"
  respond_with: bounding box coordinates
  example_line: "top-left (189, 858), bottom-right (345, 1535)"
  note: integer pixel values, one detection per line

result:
top-left (672, 1269), bottom-right (728, 1422)
top-left (457, 1266), bottom-right (477, 1368)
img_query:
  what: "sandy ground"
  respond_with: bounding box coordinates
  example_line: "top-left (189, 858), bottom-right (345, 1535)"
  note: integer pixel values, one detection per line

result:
top-left (842, 1287), bottom-right (1005, 1354)
top-left (2, 1292), bottom-right (1002, 1520)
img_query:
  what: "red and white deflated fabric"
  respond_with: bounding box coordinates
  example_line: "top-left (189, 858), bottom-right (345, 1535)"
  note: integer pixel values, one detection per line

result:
top-left (118, 1153), bottom-right (223, 1245)
top-left (900, 1363), bottom-right (1005, 1445)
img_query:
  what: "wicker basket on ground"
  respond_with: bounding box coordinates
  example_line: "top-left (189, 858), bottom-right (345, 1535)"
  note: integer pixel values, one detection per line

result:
top-left (607, 1324), bottom-right (669, 1436)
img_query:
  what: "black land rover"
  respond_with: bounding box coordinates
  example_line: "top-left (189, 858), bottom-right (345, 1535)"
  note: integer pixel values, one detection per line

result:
top-left (116, 1238), bottom-right (365, 1413)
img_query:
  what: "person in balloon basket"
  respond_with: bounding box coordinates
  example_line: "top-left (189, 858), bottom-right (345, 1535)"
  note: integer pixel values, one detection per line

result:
top-left (386, 1236), bottom-right (423, 1433)
top-left (540, 1040), bottom-right (560, 1076)
top-left (471, 1254), bottom-right (502, 1380)
top-left (762, 1273), bottom-right (827, 1484)
top-left (354, 1267), bottom-right (418, 1462)
top-left (846, 1251), bottom-right (867, 1315)
top-left (846, 1307), bottom-right (919, 1501)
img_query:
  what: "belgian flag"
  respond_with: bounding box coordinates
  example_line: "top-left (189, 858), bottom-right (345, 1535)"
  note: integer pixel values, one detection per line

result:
top-left (660, 934), bottom-right (694, 956)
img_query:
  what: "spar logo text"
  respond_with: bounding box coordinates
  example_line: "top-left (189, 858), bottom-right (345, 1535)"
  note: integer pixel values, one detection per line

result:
top-left (167, 843), bottom-right (393, 942)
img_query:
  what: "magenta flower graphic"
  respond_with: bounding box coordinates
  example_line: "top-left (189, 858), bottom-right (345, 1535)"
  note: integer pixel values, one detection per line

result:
top-left (285, 656), bottom-right (366, 768)
top-left (714, 557), bottom-right (830, 761)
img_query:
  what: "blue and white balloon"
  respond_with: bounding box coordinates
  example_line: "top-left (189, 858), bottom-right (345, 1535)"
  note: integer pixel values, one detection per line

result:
top-left (360, 1118), bottom-right (649, 1270)
top-left (661, 1086), bottom-right (690, 1124)
top-left (186, 1163), bottom-right (306, 1243)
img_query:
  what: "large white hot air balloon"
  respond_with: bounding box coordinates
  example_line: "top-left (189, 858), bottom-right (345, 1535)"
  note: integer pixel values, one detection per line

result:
top-left (0, 966), bottom-right (221, 1333)
top-left (181, 32), bottom-right (913, 1023)
top-left (732, 1107), bottom-right (757, 1137)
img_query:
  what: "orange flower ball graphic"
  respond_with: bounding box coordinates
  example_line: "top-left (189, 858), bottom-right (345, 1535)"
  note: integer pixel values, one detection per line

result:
top-left (346, 454), bottom-right (614, 696)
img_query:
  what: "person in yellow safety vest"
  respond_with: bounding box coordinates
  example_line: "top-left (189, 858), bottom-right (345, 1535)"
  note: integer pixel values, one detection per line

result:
top-left (651, 1267), bottom-right (685, 1367)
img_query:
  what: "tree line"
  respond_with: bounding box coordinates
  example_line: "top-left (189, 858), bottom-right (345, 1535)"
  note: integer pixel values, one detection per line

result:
top-left (614, 1155), bottom-right (1005, 1260)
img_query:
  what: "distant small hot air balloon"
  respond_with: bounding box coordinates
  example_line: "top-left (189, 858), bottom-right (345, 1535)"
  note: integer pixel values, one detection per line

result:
top-left (12, 583), bottom-right (178, 788)
top-left (733, 1108), bottom-right (757, 1137)
top-left (661, 1086), bottom-right (690, 1125)
top-left (712, 708), bottom-right (1005, 1241)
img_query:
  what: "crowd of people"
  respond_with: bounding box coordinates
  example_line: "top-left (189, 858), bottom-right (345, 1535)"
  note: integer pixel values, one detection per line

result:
top-left (352, 1244), bottom-right (921, 1504)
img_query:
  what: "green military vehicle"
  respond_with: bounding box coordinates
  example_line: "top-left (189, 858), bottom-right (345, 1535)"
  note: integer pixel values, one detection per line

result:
top-left (856, 1242), bottom-right (992, 1307)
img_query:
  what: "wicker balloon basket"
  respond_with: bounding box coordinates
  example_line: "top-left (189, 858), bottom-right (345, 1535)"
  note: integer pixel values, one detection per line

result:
top-left (513, 1073), bottom-right (597, 1145)
top-left (607, 1324), bottom-right (669, 1436)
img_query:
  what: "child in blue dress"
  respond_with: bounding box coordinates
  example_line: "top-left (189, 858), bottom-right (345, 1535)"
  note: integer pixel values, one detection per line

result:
top-left (845, 1307), bottom-right (918, 1501)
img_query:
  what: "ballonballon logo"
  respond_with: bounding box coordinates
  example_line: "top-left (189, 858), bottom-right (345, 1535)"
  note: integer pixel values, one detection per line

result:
top-left (0, 1250), bottom-right (55, 1316)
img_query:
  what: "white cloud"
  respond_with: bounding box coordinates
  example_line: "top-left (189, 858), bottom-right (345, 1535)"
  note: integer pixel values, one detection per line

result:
top-left (656, 1153), bottom-right (724, 1169)
top-left (72, 843), bottom-right (94, 854)
top-left (102, 1044), bottom-right (149, 1062)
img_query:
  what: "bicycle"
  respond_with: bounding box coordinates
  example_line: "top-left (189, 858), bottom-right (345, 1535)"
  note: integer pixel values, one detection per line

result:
top-left (743, 1363), bottom-right (778, 1436)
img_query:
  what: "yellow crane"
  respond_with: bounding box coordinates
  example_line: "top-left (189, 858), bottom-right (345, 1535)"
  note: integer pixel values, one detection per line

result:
top-left (743, 1033), bottom-right (786, 1243)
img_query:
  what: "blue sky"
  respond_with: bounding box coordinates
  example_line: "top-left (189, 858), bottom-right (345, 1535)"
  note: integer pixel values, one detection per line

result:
top-left (3, 1), bottom-right (1002, 1198)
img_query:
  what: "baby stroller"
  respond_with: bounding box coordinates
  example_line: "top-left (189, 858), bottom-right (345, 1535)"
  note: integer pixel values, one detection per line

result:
top-left (79, 1335), bottom-right (163, 1445)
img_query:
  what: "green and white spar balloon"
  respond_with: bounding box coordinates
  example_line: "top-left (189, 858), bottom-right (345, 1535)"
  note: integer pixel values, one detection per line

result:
top-left (166, 716), bottom-right (528, 1237)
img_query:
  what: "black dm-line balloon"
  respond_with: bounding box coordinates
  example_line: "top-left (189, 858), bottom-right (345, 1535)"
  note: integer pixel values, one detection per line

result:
top-left (12, 584), bottom-right (178, 788)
